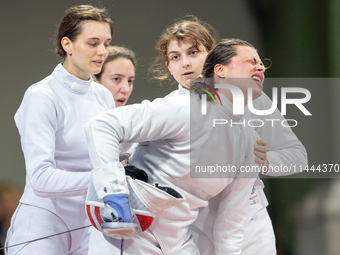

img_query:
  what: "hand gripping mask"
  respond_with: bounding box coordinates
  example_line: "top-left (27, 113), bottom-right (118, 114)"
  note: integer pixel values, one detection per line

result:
top-left (85, 164), bottom-right (185, 239)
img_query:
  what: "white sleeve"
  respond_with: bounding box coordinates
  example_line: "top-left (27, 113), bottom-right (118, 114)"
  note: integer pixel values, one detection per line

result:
top-left (251, 93), bottom-right (308, 176)
top-left (15, 88), bottom-right (90, 198)
top-left (85, 97), bottom-right (189, 192)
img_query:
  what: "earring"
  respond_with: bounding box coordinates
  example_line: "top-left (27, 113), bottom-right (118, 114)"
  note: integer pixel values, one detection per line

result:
top-left (67, 50), bottom-right (72, 54)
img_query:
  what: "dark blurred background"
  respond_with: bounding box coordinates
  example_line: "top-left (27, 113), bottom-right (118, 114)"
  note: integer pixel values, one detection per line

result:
top-left (1, 1), bottom-right (339, 254)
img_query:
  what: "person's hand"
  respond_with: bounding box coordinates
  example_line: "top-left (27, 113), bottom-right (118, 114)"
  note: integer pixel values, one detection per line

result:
top-left (102, 194), bottom-right (132, 223)
top-left (254, 139), bottom-right (269, 173)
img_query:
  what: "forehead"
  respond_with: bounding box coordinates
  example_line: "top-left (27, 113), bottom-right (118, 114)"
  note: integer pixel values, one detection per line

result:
top-left (235, 45), bottom-right (259, 59)
top-left (78, 20), bottom-right (111, 38)
top-left (167, 39), bottom-right (205, 54)
top-left (104, 57), bottom-right (135, 74)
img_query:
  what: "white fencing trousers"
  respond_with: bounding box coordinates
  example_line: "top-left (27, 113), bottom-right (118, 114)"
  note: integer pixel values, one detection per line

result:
top-left (6, 203), bottom-right (90, 255)
top-left (88, 226), bottom-right (200, 255)
top-left (241, 208), bottom-right (276, 255)
top-left (191, 207), bottom-right (276, 255)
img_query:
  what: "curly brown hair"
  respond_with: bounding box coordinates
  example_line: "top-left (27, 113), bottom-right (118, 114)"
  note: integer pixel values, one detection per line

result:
top-left (150, 15), bottom-right (217, 82)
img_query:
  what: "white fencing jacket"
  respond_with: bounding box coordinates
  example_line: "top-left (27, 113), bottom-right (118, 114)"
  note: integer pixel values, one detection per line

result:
top-left (189, 85), bottom-right (308, 253)
top-left (14, 64), bottom-right (114, 225)
top-left (85, 87), bottom-right (266, 254)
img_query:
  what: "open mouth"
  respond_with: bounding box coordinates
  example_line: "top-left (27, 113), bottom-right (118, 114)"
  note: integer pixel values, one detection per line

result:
top-left (93, 60), bottom-right (103, 66)
top-left (116, 98), bottom-right (126, 106)
top-left (251, 75), bottom-right (263, 86)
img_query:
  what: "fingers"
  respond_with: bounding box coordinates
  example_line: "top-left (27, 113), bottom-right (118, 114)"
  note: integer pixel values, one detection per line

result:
top-left (255, 139), bottom-right (269, 173)
top-left (254, 139), bottom-right (268, 160)
top-left (254, 145), bottom-right (267, 154)
top-left (254, 150), bottom-right (267, 162)
top-left (255, 157), bottom-right (268, 166)
top-left (255, 157), bottom-right (269, 173)
top-left (256, 139), bottom-right (268, 146)
top-left (254, 141), bottom-right (267, 158)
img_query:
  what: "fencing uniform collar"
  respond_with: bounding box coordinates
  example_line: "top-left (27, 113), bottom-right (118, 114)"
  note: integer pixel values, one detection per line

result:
top-left (52, 63), bottom-right (92, 94)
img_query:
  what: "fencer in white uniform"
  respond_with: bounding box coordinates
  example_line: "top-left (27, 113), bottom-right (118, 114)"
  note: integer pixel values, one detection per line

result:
top-left (143, 16), bottom-right (297, 253)
top-left (190, 91), bottom-right (308, 255)
top-left (163, 39), bottom-right (307, 254)
top-left (85, 83), bottom-right (267, 254)
top-left (5, 5), bottom-right (114, 254)
top-left (188, 43), bottom-right (308, 254)
top-left (5, 63), bottom-right (114, 254)
top-left (166, 83), bottom-right (302, 255)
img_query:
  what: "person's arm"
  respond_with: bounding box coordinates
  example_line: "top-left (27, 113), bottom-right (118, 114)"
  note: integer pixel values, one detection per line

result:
top-left (15, 86), bottom-right (90, 198)
top-left (85, 95), bottom-right (189, 229)
top-left (85, 96), bottom-right (189, 196)
top-left (251, 92), bottom-right (308, 176)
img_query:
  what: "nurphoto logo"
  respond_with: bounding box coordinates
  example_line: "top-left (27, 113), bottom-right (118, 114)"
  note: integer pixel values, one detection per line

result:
top-left (200, 83), bottom-right (311, 127)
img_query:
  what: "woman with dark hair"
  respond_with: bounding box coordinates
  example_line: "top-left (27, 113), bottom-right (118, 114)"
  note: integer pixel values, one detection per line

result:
top-left (190, 39), bottom-right (307, 255)
top-left (6, 5), bottom-right (114, 255)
